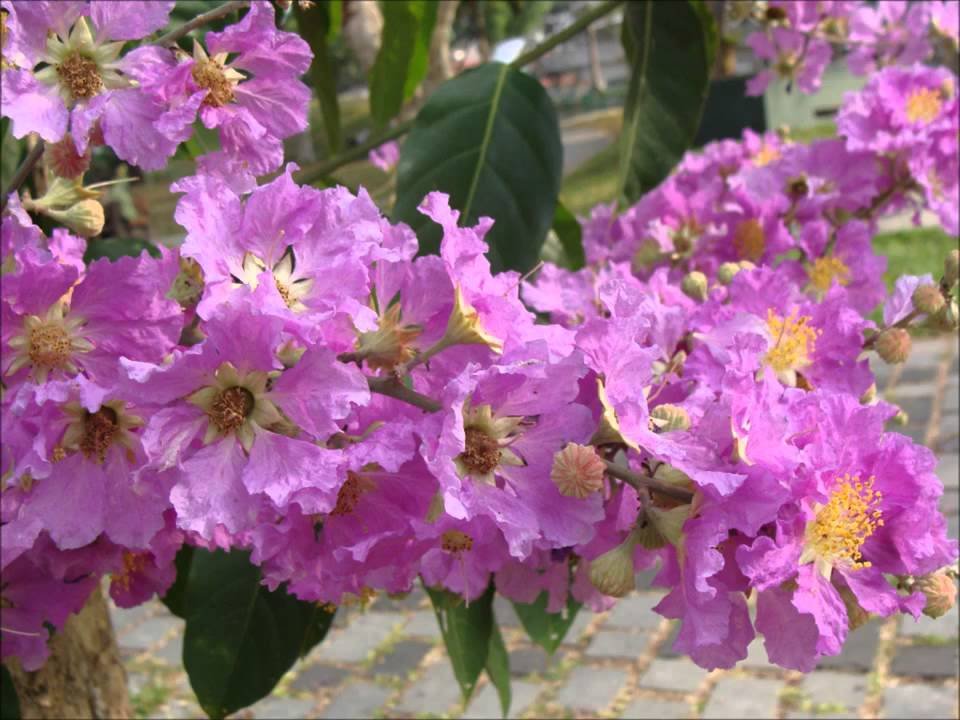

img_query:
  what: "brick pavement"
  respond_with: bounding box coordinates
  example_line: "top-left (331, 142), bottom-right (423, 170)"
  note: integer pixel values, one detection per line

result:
top-left (116, 336), bottom-right (960, 719)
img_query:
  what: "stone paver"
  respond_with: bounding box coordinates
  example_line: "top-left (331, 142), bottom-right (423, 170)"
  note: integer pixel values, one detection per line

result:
top-left (460, 680), bottom-right (540, 719)
top-left (554, 666), bottom-right (629, 712)
top-left (393, 661), bottom-right (463, 716)
top-left (119, 615), bottom-right (182, 651)
top-left (371, 639), bottom-right (431, 677)
top-left (815, 620), bottom-right (880, 672)
top-left (584, 629), bottom-right (651, 659)
top-left (639, 658), bottom-right (708, 694)
top-left (701, 676), bottom-right (781, 719)
top-left (250, 695), bottom-right (315, 718)
top-left (800, 671), bottom-right (867, 714)
top-left (739, 639), bottom-right (778, 671)
top-left (288, 663), bottom-right (350, 693)
top-left (889, 644), bottom-right (959, 679)
top-left (605, 592), bottom-right (664, 630)
top-left (899, 605), bottom-right (959, 638)
top-left (314, 611), bottom-right (403, 663)
top-left (936, 453), bottom-right (959, 490)
top-left (621, 696), bottom-right (692, 719)
top-left (404, 609), bottom-right (441, 639)
top-left (508, 645), bottom-right (554, 676)
top-left (882, 683), bottom-right (958, 719)
top-left (319, 680), bottom-right (391, 719)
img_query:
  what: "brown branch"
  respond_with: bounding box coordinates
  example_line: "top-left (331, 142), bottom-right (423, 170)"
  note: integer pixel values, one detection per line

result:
top-left (366, 376), bottom-right (441, 413)
top-left (154, 0), bottom-right (249, 46)
top-left (1, 140), bottom-right (45, 212)
top-left (602, 459), bottom-right (695, 503)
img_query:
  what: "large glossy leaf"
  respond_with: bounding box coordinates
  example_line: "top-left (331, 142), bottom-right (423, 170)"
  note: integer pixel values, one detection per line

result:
top-left (1, 665), bottom-right (20, 720)
top-left (182, 549), bottom-right (336, 719)
top-left (512, 592), bottom-right (582, 655)
top-left (549, 201), bottom-right (586, 270)
top-left (160, 545), bottom-right (195, 619)
top-left (425, 584), bottom-right (494, 703)
top-left (616, 1), bottom-right (714, 205)
top-left (369, 0), bottom-right (438, 129)
top-left (393, 62), bottom-right (563, 274)
top-left (296, 1), bottom-right (342, 153)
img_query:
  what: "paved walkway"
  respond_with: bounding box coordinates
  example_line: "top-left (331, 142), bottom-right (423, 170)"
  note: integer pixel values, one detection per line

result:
top-left (114, 336), bottom-right (960, 720)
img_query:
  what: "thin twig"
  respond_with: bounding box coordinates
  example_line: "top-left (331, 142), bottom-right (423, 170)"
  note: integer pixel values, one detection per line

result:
top-left (863, 308), bottom-right (923, 350)
top-left (603, 459), bottom-right (695, 503)
top-left (366, 376), bottom-right (441, 413)
top-left (1, 140), bottom-right (45, 212)
top-left (154, 0), bottom-right (249, 46)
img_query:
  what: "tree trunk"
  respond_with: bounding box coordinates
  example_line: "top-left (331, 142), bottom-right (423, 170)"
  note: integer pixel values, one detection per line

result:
top-left (5, 586), bottom-right (130, 719)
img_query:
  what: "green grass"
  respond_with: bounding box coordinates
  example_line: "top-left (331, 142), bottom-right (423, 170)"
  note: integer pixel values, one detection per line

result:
top-left (872, 227), bottom-right (957, 292)
top-left (559, 140), bottom-right (619, 216)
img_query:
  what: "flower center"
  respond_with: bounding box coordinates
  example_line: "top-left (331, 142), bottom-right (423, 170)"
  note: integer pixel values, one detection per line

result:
top-left (441, 530), bottom-right (474, 554)
top-left (192, 58), bottom-right (235, 107)
top-left (905, 87), bottom-right (942, 124)
top-left (460, 427), bottom-right (501, 475)
top-left (355, 303), bottom-right (422, 372)
top-left (57, 51), bottom-right (102, 101)
top-left (79, 406), bottom-right (119, 462)
top-left (753, 144), bottom-right (780, 167)
top-left (112, 551), bottom-right (149, 591)
top-left (331, 472), bottom-right (376, 516)
top-left (210, 386), bottom-right (255, 433)
top-left (764, 309), bottom-right (819, 373)
top-left (29, 322), bottom-right (72, 371)
top-left (733, 219), bottom-right (765, 262)
top-left (806, 474), bottom-right (883, 570)
top-left (808, 256), bottom-right (851, 292)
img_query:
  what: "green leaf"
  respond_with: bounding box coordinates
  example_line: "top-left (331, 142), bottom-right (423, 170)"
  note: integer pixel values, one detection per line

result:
top-left (551, 201), bottom-right (585, 270)
top-left (1, 665), bottom-right (20, 720)
top-left (484, 621), bottom-right (511, 718)
top-left (1, 118), bottom-right (23, 192)
top-left (83, 237), bottom-right (161, 263)
top-left (393, 62), bottom-right (563, 274)
top-left (369, 1), bottom-right (438, 129)
top-left (616, 1), bottom-right (714, 206)
top-left (511, 592), bottom-right (582, 655)
top-left (160, 545), bottom-right (195, 619)
top-left (296, 1), bottom-right (342, 153)
top-left (182, 549), bottom-right (336, 719)
top-left (425, 583), bottom-right (495, 703)
top-left (326, 0), bottom-right (342, 42)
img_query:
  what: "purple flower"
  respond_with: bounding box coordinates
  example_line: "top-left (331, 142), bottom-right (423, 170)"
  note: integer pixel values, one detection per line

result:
top-left (145, 1), bottom-right (312, 185)
top-left (369, 140), bottom-right (400, 173)
top-left (0, 0), bottom-right (180, 170)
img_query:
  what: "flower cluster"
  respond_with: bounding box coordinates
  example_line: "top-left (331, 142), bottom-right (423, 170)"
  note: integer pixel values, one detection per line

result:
top-left (1, 0), bottom-right (957, 678)
top-left (741, 0), bottom-right (959, 96)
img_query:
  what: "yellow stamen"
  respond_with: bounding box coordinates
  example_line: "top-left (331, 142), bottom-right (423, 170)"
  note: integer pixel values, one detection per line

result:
top-left (753, 144), bottom-right (780, 167)
top-left (112, 551), bottom-right (149, 592)
top-left (808, 256), bottom-right (851, 293)
top-left (764, 309), bottom-right (819, 373)
top-left (330, 472), bottom-right (376, 516)
top-left (905, 87), bottom-right (943, 124)
top-left (803, 474), bottom-right (883, 572)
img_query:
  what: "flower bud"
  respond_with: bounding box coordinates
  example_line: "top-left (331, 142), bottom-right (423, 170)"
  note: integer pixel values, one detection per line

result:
top-left (425, 490), bottom-right (445, 523)
top-left (45, 199), bottom-right (105, 237)
top-left (653, 463), bottom-right (693, 487)
top-left (916, 570), bottom-right (958, 619)
top-left (681, 271), bottom-right (709, 302)
top-left (551, 443), bottom-right (605, 498)
top-left (912, 284), bottom-right (945, 315)
top-left (933, 299), bottom-right (960, 331)
top-left (717, 262), bottom-right (741, 285)
top-left (738, 260), bottom-right (756, 272)
top-left (893, 408), bottom-right (909, 426)
top-left (860, 383), bottom-right (877, 405)
top-left (589, 528), bottom-right (641, 597)
top-left (875, 328), bottom-right (911, 364)
top-left (944, 249), bottom-right (959, 285)
top-left (650, 404), bottom-right (690, 432)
